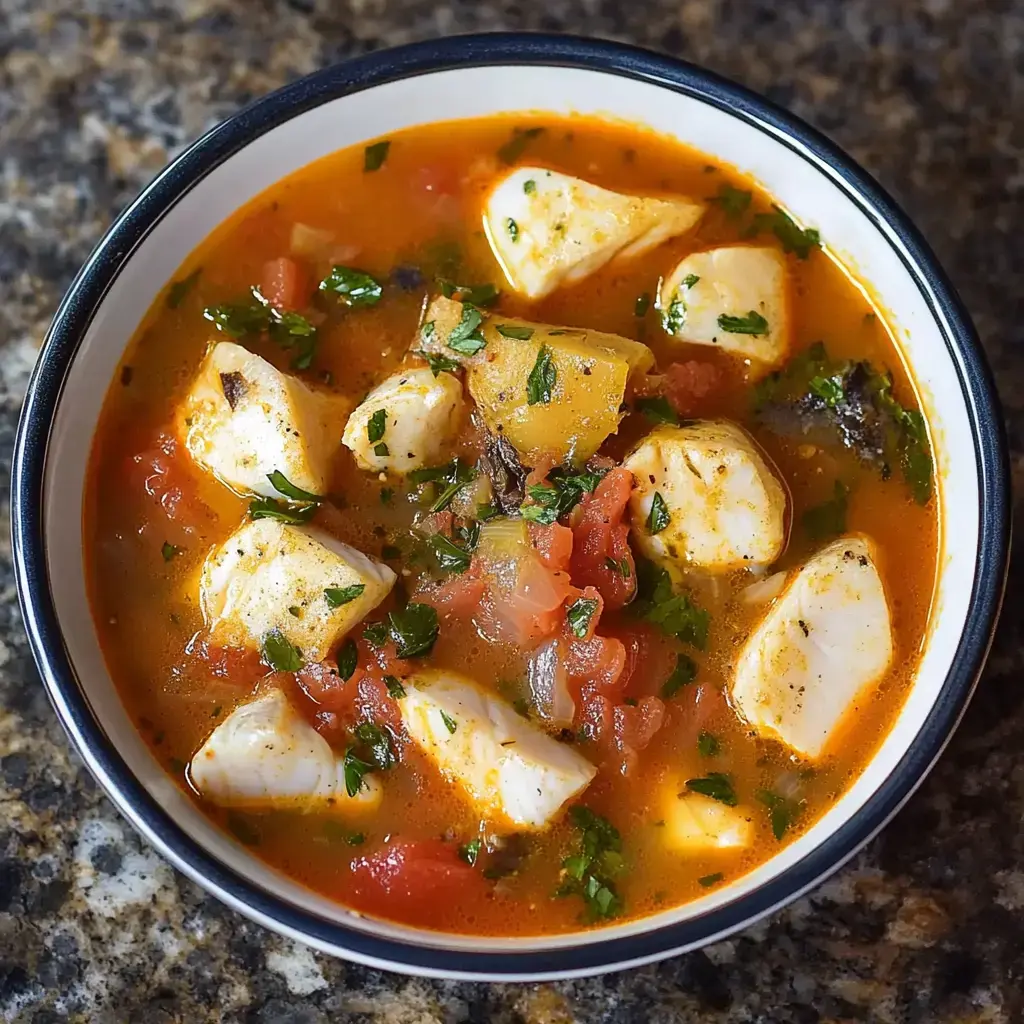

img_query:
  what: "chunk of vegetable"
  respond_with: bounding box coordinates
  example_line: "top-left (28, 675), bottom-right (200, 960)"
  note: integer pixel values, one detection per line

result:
top-left (190, 687), bottom-right (383, 812)
top-left (201, 518), bottom-right (396, 662)
top-left (623, 420), bottom-right (787, 575)
top-left (660, 788), bottom-right (753, 852)
top-left (485, 167), bottom-right (704, 298)
top-left (731, 535), bottom-right (893, 759)
top-left (398, 669), bottom-right (597, 831)
top-left (342, 368), bottom-right (465, 475)
top-left (419, 296), bottom-right (653, 464)
top-left (179, 341), bottom-right (349, 498)
top-left (659, 246), bottom-right (790, 370)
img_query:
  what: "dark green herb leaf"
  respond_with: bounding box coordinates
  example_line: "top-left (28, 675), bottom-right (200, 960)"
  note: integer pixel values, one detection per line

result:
top-left (523, 178), bottom-right (537, 195)
top-left (709, 183), bottom-right (752, 218)
top-left (604, 556), bottom-right (631, 579)
top-left (384, 675), bottom-right (406, 699)
top-left (662, 297), bottom-right (685, 335)
top-left (555, 807), bottom-right (624, 920)
top-left (497, 125), bottom-right (545, 165)
top-left (566, 597), bottom-right (600, 639)
top-left (440, 710), bottom-right (457, 734)
top-left (347, 832), bottom-right (366, 846)
top-left (447, 303), bottom-right (487, 355)
top-left (698, 872), bottom-right (724, 887)
top-left (635, 396), bottom-right (679, 425)
top-left (506, 217), bottom-right (519, 241)
top-left (635, 292), bottom-right (651, 317)
top-left (697, 731), bottom-right (722, 757)
top-left (337, 638), bottom-right (358, 681)
top-left (380, 487), bottom-right (393, 505)
top-left (367, 408), bottom-right (387, 443)
top-left (248, 497), bottom-right (318, 524)
top-left (459, 838), bottom-right (482, 866)
top-left (718, 310), bottom-right (769, 335)
top-left (203, 302), bottom-right (269, 338)
top-left (414, 349), bottom-right (461, 376)
top-left (477, 502), bottom-right (500, 521)
top-left (343, 748), bottom-right (374, 797)
top-left (685, 773), bottom-right (738, 806)
top-left (428, 533), bottom-right (472, 574)
top-left (373, 441), bottom-right (389, 457)
top-left (521, 467), bottom-right (605, 523)
top-left (496, 324), bottom-right (534, 340)
top-left (288, 606), bottom-right (301, 618)
top-left (808, 373), bottom-right (845, 407)
top-left (363, 140), bottom-right (391, 172)
top-left (683, 273), bottom-right (701, 289)
top-left (802, 480), bottom-right (849, 541)
top-left (261, 629), bottom-right (303, 672)
top-left (439, 280), bottom-right (500, 306)
top-left (167, 267), bottom-right (202, 309)
top-left (633, 560), bottom-right (710, 649)
top-left (526, 345), bottom-right (557, 405)
top-left (325, 584), bottom-right (366, 609)
top-left (388, 602), bottom-right (439, 658)
top-left (757, 789), bottom-right (800, 839)
top-left (267, 470), bottom-right (322, 503)
top-left (320, 266), bottom-right (383, 306)
top-left (362, 622), bottom-right (388, 647)
top-left (354, 721), bottom-right (396, 769)
top-left (646, 491), bottom-right (670, 534)
top-left (161, 542), bottom-right (180, 562)
top-left (753, 206), bottom-right (821, 258)
top-left (661, 654), bottom-right (697, 698)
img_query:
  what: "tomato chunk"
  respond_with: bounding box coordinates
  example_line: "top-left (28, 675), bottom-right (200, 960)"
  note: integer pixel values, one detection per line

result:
top-left (349, 839), bottom-right (488, 924)
top-left (662, 360), bottom-right (722, 416)
top-left (529, 522), bottom-right (574, 573)
top-left (125, 432), bottom-right (208, 535)
top-left (261, 256), bottom-right (313, 311)
top-left (569, 467), bottom-right (636, 610)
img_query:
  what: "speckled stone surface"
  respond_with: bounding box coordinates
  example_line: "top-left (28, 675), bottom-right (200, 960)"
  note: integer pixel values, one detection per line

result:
top-left (1, 1), bottom-right (1022, 1021)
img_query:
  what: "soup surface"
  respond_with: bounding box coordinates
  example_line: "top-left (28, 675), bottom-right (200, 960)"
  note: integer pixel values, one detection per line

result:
top-left (85, 116), bottom-right (938, 935)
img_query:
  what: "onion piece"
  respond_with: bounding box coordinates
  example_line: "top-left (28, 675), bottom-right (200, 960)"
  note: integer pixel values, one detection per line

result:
top-left (740, 570), bottom-right (787, 605)
top-left (527, 639), bottom-right (575, 728)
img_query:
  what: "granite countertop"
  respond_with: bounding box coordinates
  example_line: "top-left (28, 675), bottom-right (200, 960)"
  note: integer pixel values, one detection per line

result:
top-left (1, 1), bottom-right (1022, 1021)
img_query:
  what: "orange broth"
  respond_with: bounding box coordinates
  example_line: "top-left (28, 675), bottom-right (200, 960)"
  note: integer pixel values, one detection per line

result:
top-left (84, 115), bottom-right (938, 935)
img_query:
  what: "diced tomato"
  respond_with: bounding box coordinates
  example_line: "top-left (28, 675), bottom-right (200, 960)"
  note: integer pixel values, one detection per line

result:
top-left (348, 839), bottom-right (489, 925)
top-left (605, 623), bottom-right (677, 700)
top-left (662, 360), bottom-right (722, 416)
top-left (296, 654), bottom-right (404, 735)
top-left (125, 432), bottom-right (208, 534)
top-left (417, 510), bottom-right (453, 538)
top-left (569, 467), bottom-right (636, 610)
top-left (610, 697), bottom-right (667, 776)
top-left (419, 572), bottom-right (488, 622)
top-left (261, 256), bottom-right (313, 312)
top-left (196, 642), bottom-right (267, 688)
top-left (529, 522), bottom-right (573, 573)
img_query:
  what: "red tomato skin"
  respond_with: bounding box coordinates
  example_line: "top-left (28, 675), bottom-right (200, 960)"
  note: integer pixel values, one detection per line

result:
top-left (529, 522), bottom-right (574, 572)
top-left (261, 256), bottom-right (313, 311)
top-left (569, 468), bottom-right (636, 610)
top-left (662, 360), bottom-right (722, 415)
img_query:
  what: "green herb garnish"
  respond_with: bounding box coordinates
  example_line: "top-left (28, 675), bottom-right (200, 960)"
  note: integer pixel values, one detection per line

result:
top-left (447, 303), bottom-right (487, 355)
top-left (684, 773), bottom-right (737, 806)
top-left (496, 324), bottom-right (534, 340)
top-left (320, 265), bottom-right (383, 306)
top-left (709, 183), bottom-right (752, 218)
top-left (459, 838), bottom-right (482, 866)
top-left (526, 345), bottom-right (556, 405)
top-left (757, 789), bottom-right (800, 839)
top-left (555, 806), bottom-right (624, 921)
top-left (384, 675), bottom-right (406, 699)
top-left (506, 217), bottom-right (519, 241)
top-left (662, 297), bottom-right (685, 335)
top-left (520, 467), bottom-right (606, 524)
top-left (497, 125), bottom-right (545, 165)
top-left (523, 179), bottom-right (537, 195)
top-left (802, 480), bottom-right (849, 540)
top-left (362, 622), bottom-right (388, 647)
top-left (337, 638), bottom-right (358, 681)
top-left (354, 721), bottom-right (396, 769)
top-left (646, 491), bottom-right (670, 534)
top-left (635, 396), bottom-right (679, 425)
top-left (248, 497), bottom-right (318, 525)
top-left (366, 408), bottom-right (387, 444)
top-left (414, 349), bottom-right (461, 376)
top-left (698, 872), bottom-right (724, 887)
top-left (661, 654), bottom-right (698, 698)
top-left (633, 559), bottom-right (710, 649)
top-left (682, 273), bottom-right (701, 288)
top-left (324, 584), bottom-right (366, 609)
top-left (387, 603), bottom-right (439, 658)
top-left (363, 140), bottom-right (391, 172)
top-left (717, 310), bottom-right (769, 335)
top-left (697, 732), bottom-right (722, 757)
top-left (267, 470), bottom-right (322, 503)
top-left (566, 597), bottom-right (600, 639)
top-left (343, 748), bottom-right (374, 797)
top-left (161, 542), bottom-right (180, 562)
top-left (428, 533), bottom-right (472, 574)
top-left (752, 205), bottom-right (820, 258)
top-left (167, 267), bottom-right (202, 309)
top-left (440, 709), bottom-right (458, 734)
top-left (439, 280), bottom-right (500, 306)
top-left (261, 629), bottom-right (303, 672)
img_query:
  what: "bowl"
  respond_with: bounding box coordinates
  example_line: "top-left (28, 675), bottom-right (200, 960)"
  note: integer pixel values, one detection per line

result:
top-left (11, 33), bottom-right (1010, 980)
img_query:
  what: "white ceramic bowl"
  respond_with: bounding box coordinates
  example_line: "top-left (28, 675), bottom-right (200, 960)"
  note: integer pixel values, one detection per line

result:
top-left (11, 34), bottom-right (1009, 980)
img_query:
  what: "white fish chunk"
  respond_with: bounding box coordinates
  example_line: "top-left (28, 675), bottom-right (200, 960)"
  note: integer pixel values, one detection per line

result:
top-left (624, 420), bottom-right (787, 575)
top-left (190, 687), bottom-right (383, 812)
top-left (732, 536), bottom-right (894, 759)
top-left (342, 368), bottom-right (465, 475)
top-left (661, 790), bottom-right (753, 853)
top-left (201, 518), bottom-right (395, 662)
top-left (485, 167), bottom-right (704, 299)
top-left (398, 669), bottom-right (596, 831)
top-left (659, 246), bottom-right (790, 370)
top-left (179, 341), bottom-right (349, 498)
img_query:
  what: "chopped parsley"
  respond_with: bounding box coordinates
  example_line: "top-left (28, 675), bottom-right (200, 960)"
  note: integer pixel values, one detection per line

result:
top-left (718, 310), bottom-right (769, 335)
top-left (337, 638), bottom-right (358, 681)
top-left (661, 654), bottom-right (698, 697)
top-left (697, 731), bottom-right (722, 757)
top-left (161, 542), bottom-right (180, 562)
top-left (752, 205), bottom-right (821, 258)
top-left (496, 324), bottom-right (534, 340)
top-left (459, 838), bottom-right (482, 866)
top-left (353, 721), bottom-right (396, 770)
top-left (428, 533), bottom-right (472, 574)
top-left (373, 441), bottom-right (389, 457)
top-left (319, 265), bottom-right (383, 306)
top-left (343, 748), bottom-right (374, 797)
top-left (635, 292), bottom-right (651, 317)
top-left (414, 348), bottom-right (461, 376)
top-left (506, 217), bottom-right (519, 241)
top-left (633, 559), bottom-right (710, 649)
top-left (604, 556), bottom-right (631, 578)
top-left (526, 345), bottom-right (557, 405)
top-left (387, 602), bottom-right (439, 658)
top-left (555, 806), bottom-right (624, 921)
top-left (324, 584), bottom-right (366, 609)
top-left (802, 480), bottom-right (849, 540)
top-left (166, 267), bottom-right (202, 309)
top-left (682, 273), bottom-right (701, 289)
top-left (248, 496), bottom-right (317, 524)
top-left (384, 675), bottom-right (406, 699)
top-left (267, 470), bottom-right (322, 503)
top-left (709, 183), bottom-right (752, 218)
top-left (698, 872), bottom-right (724, 887)
top-left (447, 303), bottom-right (487, 356)
top-left (497, 125), bottom-right (545, 164)
top-left (809, 372), bottom-right (845, 407)
top-left (363, 140), bottom-right (391, 172)
top-left (635, 396), bottom-right (679, 425)
top-left (520, 466), bottom-right (606, 524)
top-left (439, 279), bottom-right (500, 307)
top-left (261, 629), bottom-right (303, 672)
top-left (203, 301), bottom-right (269, 338)
top-left (646, 491), bottom-right (670, 534)
top-left (410, 458), bottom-right (476, 513)
top-left (440, 710), bottom-right (458, 734)
top-left (566, 597), bottom-right (600, 639)
top-left (523, 178), bottom-right (537, 195)
top-left (662, 297), bottom-right (685, 335)
top-left (362, 621), bottom-right (388, 647)
top-left (757, 789), bottom-right (800, 839)
top-left (684, 773), bottom-right (737, 806)
top-left (366, 408), bottom-right (387, 444)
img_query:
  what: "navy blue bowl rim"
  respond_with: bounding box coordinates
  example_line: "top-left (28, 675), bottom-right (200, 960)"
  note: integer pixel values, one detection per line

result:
top-left (11, 32), bottom-right (1010, 979)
